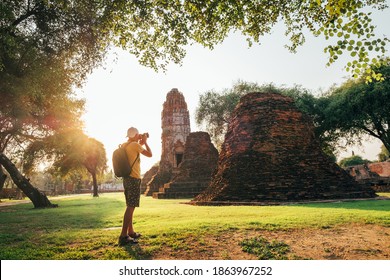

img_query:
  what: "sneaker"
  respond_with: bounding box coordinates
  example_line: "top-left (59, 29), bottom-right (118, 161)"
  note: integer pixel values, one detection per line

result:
top-left (118, 235), bottom-right (138, 246)
top-left (128, 232), bottom-right (141, 239)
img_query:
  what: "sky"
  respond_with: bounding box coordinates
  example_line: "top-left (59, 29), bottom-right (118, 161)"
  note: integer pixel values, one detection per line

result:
top-left (77, 5), bottom-right (390, 174)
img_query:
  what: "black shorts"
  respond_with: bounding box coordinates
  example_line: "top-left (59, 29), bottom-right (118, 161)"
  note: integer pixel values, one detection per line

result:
top-left (123, 177), bottom-right (141, 207)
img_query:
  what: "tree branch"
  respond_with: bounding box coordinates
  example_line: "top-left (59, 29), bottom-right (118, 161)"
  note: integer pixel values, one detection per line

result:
top-left (11, 3), bottom-right (40, 28)
top-left (359, 125), bottom-right (380, 139)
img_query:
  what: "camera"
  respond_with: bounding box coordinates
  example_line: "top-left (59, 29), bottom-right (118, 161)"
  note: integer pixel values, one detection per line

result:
top-left (142, 132), bottom-right (149, 138)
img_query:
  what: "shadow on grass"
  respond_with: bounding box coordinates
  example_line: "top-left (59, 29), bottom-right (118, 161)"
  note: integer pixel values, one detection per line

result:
top-left (0, 196), bottom-right (125, 233)
top-left (117, 242), bottom-right (153, 260)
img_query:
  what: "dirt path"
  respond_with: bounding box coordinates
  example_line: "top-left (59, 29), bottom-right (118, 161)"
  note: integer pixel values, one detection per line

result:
top-left (152, 224), bottom-right (390, 260)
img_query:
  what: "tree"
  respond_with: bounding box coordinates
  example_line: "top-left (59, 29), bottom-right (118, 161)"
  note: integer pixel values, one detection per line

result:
top-left (0, 51), bottom-right (85, 206)
top-left (56, 135), bottom-right (107, 197)
top-left (378, 145), bottom-right (389, 161)
top-left (0, 0), bottom-right (113, 80)
top-left (24, 129), bottom-right (107, 197)
top-left (109, 0), bottom-right (388, 79)
top-left (0, 0), bottom-right (112, 205)
top-left (339, 155), bottom-right (370, 167)
top-left (320, 60), bottom-right (390, 154)
top-left (0, 153), bottom-right (57, 208)
top-left (4, 1), bottom-right (378, 75)
top-left (1, 0), bottom-right (110, 157)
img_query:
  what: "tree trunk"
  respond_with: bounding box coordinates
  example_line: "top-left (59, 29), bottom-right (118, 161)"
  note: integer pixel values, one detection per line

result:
top-left (0, 165), bottom-right (6, 191)
top-left (0, 153), bottom-right (57, 208)
top-left (92, 172), bottom-right (99, 197)
top-left (381, 135), bottom-right (390, 157)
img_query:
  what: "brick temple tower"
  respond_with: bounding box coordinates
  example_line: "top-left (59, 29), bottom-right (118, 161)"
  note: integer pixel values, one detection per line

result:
top-left (160, 88), bottom-right (191, 173)
top-left (144, 88), bottom-right (191, 195)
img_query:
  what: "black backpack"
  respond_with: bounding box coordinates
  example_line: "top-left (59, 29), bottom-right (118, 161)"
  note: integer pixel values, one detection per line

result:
top-left (112, 143), bottom-right (139, 178)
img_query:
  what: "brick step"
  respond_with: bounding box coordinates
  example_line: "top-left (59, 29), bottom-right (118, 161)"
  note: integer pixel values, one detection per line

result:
top-left (153, 181), bottom-right (210, 199)
top-left (153, 192), bottom-right (201, 199)
top-left (161, 182), bottom-right (208, 192)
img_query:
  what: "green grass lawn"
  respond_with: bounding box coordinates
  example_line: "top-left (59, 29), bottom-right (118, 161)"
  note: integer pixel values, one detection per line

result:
top-left (0, 193), bottom-right (389, 260)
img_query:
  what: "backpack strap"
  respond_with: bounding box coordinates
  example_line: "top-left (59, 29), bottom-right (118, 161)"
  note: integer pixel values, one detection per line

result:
top-left (123, 142), bottom-right (139, 169)
top-left (123, 143), bottom-right (139, 177)
top-left (130, 153), bottom-right (139, 170)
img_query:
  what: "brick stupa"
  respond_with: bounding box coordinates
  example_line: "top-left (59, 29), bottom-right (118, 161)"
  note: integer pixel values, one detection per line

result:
top-left (192, 92), bottom-right (376, 205)
top-left (154, 132), bottom-right (218, 198)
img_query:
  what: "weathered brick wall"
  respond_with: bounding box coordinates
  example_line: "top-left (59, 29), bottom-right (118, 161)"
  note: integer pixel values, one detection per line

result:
top-left (193, 92), bottom-right (376, 205)
top-left (154, 131), bottom-right (218, 198)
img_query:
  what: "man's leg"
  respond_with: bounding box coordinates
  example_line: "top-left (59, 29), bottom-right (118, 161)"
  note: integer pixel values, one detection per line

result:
top-left (120, 206), bottom-right (135, 237)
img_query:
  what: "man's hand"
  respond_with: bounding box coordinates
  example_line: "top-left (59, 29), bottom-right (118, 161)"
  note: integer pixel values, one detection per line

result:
top-left (138, 133), bottom-right (152, 157)
top-left (139, 133), bottom-right (148, 145)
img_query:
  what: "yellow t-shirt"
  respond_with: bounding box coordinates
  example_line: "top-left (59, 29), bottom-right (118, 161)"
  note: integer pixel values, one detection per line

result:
top-left (124, 141), bottom-right (144, 179)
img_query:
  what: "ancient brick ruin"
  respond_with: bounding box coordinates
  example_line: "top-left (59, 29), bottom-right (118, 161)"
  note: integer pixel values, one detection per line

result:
top-left (192, 92), bottom-right (376, 205)
top-left (140, 164), bottom-right (159, 194)
top-left (144, 88), bottom-right (191, 196)
top-left (346, 161), bottom-right (390, 192)
top-left (153, 132), bottom-right (218, 198)
top-left (347, 161), bottom-right (390, 179)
